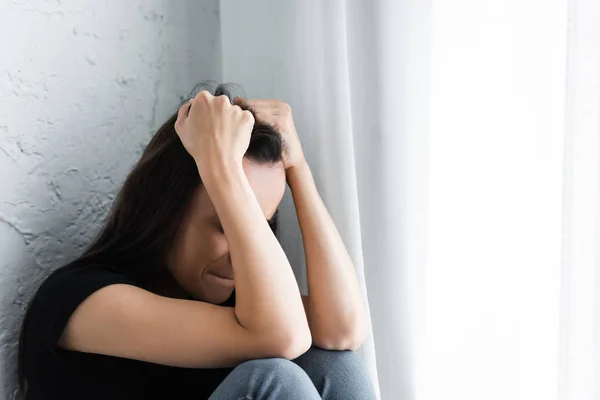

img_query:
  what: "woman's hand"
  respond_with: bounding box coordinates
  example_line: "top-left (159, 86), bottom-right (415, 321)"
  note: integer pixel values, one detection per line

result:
top-left (175, 91), bottom-right (255, 172)
top-left (233, 97), bottom-right (305, 171)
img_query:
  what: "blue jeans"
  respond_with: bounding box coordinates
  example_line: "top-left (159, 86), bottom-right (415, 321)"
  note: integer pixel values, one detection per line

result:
top-left (208, 347), bottom-right (375, 399)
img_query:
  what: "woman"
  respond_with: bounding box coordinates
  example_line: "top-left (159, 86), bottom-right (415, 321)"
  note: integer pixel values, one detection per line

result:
top-left (18, 84), bottom-right (375, 399)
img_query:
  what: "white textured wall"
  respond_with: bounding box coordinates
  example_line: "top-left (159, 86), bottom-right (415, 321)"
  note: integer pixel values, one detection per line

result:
top-left (0, 1), bottom-right (221, 398)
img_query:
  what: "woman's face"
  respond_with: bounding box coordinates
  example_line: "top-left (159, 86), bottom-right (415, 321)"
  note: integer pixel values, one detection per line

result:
top-left (166, 158), bottom-right (287, 304)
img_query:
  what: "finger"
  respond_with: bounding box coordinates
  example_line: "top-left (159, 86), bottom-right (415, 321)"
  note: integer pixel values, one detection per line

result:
top-left (234, 98), bottom-right (258, 114)
top-left (243, 105), bottom-right (279, 117)
top-left (253, 110), bottom-right (270, 120)
top-left (252, 112), bottom-right (278, 127)
top-left (252, 110), bottom-right (284, 122)
top-left (240, 99), bottom-right (289, 108)
top-left (238, 100), bottom-right (274, 111)
top-left (243, 100), bottom-right (291, 115)
top-left (242, 109), bottom-right (255, 125)
top-left (194, 90), bottom-right (213, 103)
top-left (233, 97), bottom-right (269, 106)
top-left (176, 100), bottom-right (193, 123)
top-left (232, 104), bottom-right (244, 115)
top-left (253, 109), bottom-right (282, 117)
top-left (239, 98), bottom-right (275, 106)
top-left (215, 95), bottom-right (232, 109)
top-left (234, 97), bottom-right (259, 113)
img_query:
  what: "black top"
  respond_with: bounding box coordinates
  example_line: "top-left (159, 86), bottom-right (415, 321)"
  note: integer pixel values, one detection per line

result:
top-left (22, 264), bottom-right (236, 400)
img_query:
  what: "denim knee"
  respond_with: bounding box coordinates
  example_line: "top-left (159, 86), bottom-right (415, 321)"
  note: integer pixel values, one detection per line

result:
top-left (296, 347), bottom-right (366, 375)
top-left (293, 347), bottom-right (375, 400)
top-left (235, 358), bottom-right (321, 399)
top-left (238, 357), bottom-right (305, 376)
top-left (305, 347), bottom-right (363, 367)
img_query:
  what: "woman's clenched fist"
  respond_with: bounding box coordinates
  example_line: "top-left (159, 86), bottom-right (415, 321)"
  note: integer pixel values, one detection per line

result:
top-left (175, 90), bottom-right (255, 173)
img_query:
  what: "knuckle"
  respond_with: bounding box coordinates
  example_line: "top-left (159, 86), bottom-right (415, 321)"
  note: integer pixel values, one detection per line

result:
top-left (242, 110), bottom-right (254, 121)
top-left (279, 102), bottom-right (292, 114)
top-left (196, 90), bottom-right (211, 100)
top-left (217, 95), bottom-right (230, 105)
top-left (179, 101), bottom-right (191, 113)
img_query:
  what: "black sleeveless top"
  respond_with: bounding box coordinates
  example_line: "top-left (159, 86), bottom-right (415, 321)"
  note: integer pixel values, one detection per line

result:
top-left (21, 264), bottom-right (236, 400)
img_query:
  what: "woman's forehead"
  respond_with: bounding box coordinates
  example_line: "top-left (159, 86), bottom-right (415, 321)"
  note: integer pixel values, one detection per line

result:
top-left (195, 160), bottom-right (286, 220)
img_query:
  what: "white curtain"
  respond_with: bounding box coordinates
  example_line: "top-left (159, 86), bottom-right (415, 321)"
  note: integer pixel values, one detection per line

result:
top-left (219, 0), bottom-right (599, 399)
top-left (560, 0), bottom-right (600, 399)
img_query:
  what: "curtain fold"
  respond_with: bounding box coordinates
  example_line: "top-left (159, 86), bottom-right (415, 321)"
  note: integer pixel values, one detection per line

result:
top-left (559, 0), bottom-right (600, 398)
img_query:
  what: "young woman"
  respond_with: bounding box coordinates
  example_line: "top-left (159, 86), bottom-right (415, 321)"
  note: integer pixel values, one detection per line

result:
top-left (18, 84), bottom-right (375, 399)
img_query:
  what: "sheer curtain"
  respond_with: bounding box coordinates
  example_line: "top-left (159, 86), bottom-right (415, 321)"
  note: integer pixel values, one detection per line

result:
top-left (560, 0), bottom-right (600, 399)
top-left (218, 0), bottom-right (599, 399)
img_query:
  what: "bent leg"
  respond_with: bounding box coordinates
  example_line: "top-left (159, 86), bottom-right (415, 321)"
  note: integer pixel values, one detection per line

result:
top-left (208, 358), bottom-right (321, 400)
top-left (293, 347), bottom-right (376, 400)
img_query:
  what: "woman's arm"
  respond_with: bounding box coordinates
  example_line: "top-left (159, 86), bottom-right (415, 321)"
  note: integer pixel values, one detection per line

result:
top-left (288, 161), bottom-right (368, 351)
top-left (201, 159), bottom-right (311, 349)
top-left (233, 97), bottom-right (368, 351)
top-left (59, 165), bottom-right (312, 368)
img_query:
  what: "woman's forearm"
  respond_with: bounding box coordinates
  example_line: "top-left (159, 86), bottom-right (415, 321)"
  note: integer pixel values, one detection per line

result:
top-left (287, 161), bottom-right (368, 350)
top-left (200, 160), bottom-right (310, 354)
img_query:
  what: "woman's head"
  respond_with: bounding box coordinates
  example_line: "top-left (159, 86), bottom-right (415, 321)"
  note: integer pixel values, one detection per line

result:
top-left (75, 83), bottom-right (286, 302)
top-left (167, 157), bottom-right (286, 303)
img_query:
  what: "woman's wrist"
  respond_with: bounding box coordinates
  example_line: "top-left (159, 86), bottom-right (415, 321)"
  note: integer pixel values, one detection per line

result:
top-left (286, 160), bottom-right (312, 188)
top-left (196, 156), bottom-right (245, 187)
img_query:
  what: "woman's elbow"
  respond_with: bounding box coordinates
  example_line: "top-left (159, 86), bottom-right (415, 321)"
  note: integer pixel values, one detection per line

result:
top-left (280, 333), bottom-right (312, 359)
top-left (266, 326), bottom-right (312, 360)
top-left (312, 323), bottom-right (368, 351)
top-left (347, 324), bottom-right (368, 350)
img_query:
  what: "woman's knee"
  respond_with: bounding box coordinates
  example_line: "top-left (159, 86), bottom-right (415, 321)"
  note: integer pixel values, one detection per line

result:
top-left (238, 357), bottom-right (305, 377)
top-left (295, 347), bottom-right (365, 373)
top-left (234, 358), bottom-right (320, 398)
top-left (293, 347), bottom-right (375, 399)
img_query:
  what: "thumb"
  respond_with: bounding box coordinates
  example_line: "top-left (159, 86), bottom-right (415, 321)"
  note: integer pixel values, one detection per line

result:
top-left (233, 96), bottom-right (245, 106)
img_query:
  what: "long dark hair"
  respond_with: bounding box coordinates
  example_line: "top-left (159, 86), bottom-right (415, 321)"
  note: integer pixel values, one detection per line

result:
top-left (17, 83), bottom-right (284, 396)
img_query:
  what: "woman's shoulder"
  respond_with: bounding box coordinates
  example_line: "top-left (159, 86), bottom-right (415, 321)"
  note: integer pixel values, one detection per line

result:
top-left (36, 263), bottom-right (139, 299)
top-left (24, 263), bottom-right (142, 346)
